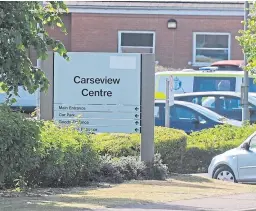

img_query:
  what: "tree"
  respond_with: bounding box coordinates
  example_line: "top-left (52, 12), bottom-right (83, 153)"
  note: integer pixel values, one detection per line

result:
top-left (0, 1), bottom-right (69, 100)
top-left (236, 2), bottom-right (256, 73)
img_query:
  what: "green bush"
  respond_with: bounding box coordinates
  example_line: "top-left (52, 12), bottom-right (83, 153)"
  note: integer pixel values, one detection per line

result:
top-left (26, 121), bottom-right (100, 187)
top-left (181, 124), bottom-right (256, 173)
top-left (96, 153), bottom-right (168, 183)
top-left (0, 106), bottom-right (41, 188)
top-left (92, 127), bottom-right (187, 172)
top-left (0, 106), bottom-right (170, 188)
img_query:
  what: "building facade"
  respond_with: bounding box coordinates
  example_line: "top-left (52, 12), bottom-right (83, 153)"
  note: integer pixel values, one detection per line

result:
top-left (45, 1), bottom-right (245, 69)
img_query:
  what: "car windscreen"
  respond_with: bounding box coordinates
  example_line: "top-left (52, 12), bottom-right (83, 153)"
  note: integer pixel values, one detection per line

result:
top-left (182, 102), bottom-right (226, 122)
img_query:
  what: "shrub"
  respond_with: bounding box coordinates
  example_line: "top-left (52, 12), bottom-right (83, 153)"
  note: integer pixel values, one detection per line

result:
top-left (154, 127), bottom-right (187, 172)
top-left (0, 105), bottom-right (41, 188)
top-left (91, 127), bottom-right (187, 172)
top-left (26, 121), bottom-right (100, 187)
top-left (181, 124), bottom-right (256, 173)
top-left (148, 153), bottom-right (169, 180)
top-left (0, 106), bottom-right (171, 188)
top-left (96, 153), bottom-right (168, 183)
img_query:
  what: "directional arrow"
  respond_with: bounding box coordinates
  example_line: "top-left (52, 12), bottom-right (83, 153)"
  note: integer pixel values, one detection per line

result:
top-left (135, 114), bottom-right (139, 118)
top-left (135, 128), bottom-right (139, 132)
top-left (135, 121), bottom-right (139, 125)
top-left (135, 107), bottom-right (139, 111)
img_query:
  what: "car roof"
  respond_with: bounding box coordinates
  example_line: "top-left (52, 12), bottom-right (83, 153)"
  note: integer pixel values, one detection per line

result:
top-left (174, 91), bottom-right (241, 98)
top-left (155, 70), bottom-right (244, 76)
top-left (155, 100), bottom-right (212, 110)
top-left (174, 91), bottom-right (256, 105)
top-left (211, 60), bottom-right (244, 67)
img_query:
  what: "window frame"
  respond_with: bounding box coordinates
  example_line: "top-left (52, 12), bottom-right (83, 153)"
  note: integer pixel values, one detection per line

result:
top-left (192, 32), bottom-right (231, 66)
top-left (118, 30), bottom-right (156, 54)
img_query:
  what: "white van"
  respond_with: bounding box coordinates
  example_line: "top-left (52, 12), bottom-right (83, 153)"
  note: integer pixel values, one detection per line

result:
top-left (155, 70), bottom-right (256, 100)
top-left (0, 83), bottom-right (37, 113)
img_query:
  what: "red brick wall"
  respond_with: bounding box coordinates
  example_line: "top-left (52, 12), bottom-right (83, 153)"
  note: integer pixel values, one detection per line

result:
top-left (47, 14), bottom-right (72, 51)
top-left (29, 14), bottom-right (71, 66)
top-left (59, 13), bottom-right (244, 69)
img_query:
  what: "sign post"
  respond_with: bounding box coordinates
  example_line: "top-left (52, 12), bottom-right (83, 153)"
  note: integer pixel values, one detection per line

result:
top-left (242, 0), bottom-right (250, 123)
top-left (165, 79), bottom-right (170, 128)
top-left (169, 75), bottom-right (174, 107)
top-left (53, 52), bottom-right (155, 163)
top-left (165, 75), bottom-right (174, 128)
top-left (140, 54), bottom-right (155, 163)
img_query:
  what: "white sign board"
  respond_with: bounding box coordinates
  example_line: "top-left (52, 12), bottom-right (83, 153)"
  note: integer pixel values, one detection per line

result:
top-left (54, 52), bottom-right (141, 133)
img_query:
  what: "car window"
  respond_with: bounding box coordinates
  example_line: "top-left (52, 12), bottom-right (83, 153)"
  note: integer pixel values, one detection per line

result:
top-left (158, 76), bottom-right (168, 93)
top-left (154, 106), bottom-right (160, 118)
top-left (184, 102), bottom-right (225, 122)
top-left (193, 77), bottom-right (235, 92)
top-left (191, 97), bottom-right (202, 105)
top-left (218, 96), bottom-right (241, 111)
top-left (250, 135), bottom-right (256, 149)
top-left (202, 96), bottom-right (216, 108)
top-left (171, 105), bottom-right (196, 121)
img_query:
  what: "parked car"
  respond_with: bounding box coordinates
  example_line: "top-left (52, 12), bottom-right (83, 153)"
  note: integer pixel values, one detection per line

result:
top-left (210, 60), bottom-right (244, 71)
top-left (174, 91), bottom-right (256, 122)
top-left (208, 131), bottom-right (256, 183)
top-left (154, 100), bottom-right (242, 134)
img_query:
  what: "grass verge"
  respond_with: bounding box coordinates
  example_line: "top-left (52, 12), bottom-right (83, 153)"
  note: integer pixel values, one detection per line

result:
top-left (1, 174), bottom-right (256, 210)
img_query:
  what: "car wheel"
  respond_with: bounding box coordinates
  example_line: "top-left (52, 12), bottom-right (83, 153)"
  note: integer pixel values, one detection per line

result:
top-left (213, 166), bottom-right (237, 183)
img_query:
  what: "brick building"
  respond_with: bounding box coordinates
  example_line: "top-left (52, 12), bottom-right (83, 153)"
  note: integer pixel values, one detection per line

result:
top-left (45, 1), bottom-right (245, 69)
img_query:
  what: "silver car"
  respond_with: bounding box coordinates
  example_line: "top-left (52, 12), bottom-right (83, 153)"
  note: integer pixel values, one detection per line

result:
top-left (208, 132), bottom-right (256, 183)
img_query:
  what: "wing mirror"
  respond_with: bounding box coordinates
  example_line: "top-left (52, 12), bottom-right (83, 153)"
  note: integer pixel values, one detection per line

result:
top-left (242, 142), bottom-right (250, 151)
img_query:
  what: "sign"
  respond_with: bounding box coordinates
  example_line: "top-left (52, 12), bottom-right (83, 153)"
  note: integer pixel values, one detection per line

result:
top-left (54, 52), bottom-right (141, 133)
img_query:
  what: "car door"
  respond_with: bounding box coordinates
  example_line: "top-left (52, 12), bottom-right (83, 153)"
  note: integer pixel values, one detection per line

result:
top-left (216, 96), bottom-right (242, 121)
top-left (169, 105), bottom-right (198, 133)
top-left (237, 135), bottom-right (256, 182)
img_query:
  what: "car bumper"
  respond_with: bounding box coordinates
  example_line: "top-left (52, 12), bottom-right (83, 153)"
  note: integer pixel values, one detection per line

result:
top-left (208, 162), bottom-right (215, 178)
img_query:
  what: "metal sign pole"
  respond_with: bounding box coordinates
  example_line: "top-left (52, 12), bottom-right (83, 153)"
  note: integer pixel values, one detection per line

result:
top-left (242, 0), bottom-right (250, 123)
top-left (165, 79), bottom-right (170, 128)
top-left (140, 54), bottom-right (155, 163)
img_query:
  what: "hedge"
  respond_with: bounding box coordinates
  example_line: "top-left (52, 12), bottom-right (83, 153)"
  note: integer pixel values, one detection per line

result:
top-left (0, 106), bottom-right (41, 187)
top-left (181, 124), bottom-right (256, 173)
top-left (92, 124), bottom-right (256, 174)
top-left (3, 103), bottom-right (254, 185)
top-left (91, 127), bottom-right (187, 172)
top-left (0, 106), bottom-right (169, 188)
top-left (26, 121), bottom-right (100, 187)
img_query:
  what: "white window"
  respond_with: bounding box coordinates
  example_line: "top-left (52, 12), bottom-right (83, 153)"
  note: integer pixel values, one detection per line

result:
top-left (118, 31), bottom-right (155, 53)
top-left (193, 32), bottom-right (231, 66)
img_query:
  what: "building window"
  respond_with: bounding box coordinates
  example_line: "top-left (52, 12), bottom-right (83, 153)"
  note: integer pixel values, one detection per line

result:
top-left (118, 31), bottom-right (155, 53)
top-left (193, 32), bottom-right (231, 66)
